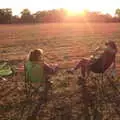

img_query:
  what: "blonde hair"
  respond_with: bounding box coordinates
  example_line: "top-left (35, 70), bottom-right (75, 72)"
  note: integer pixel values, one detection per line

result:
top-left (28, 49), bottom-right (43, 62)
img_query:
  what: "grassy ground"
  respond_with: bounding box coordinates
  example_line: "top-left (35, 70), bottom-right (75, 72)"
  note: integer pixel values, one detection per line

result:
top-left (0, 23), bottom-right (120, 67)
top-left (0, 23), bottom-right (120, 120)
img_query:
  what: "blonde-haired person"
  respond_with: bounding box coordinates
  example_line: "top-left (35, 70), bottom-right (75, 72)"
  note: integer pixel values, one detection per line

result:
top-left (25, 48), bottom-right (58, 97)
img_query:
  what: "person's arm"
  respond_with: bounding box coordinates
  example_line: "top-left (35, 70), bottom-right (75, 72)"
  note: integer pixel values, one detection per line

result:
top-left (73, 62), bottom-right (82, 70)
top-left (44, 62), bottom-right (58, 74)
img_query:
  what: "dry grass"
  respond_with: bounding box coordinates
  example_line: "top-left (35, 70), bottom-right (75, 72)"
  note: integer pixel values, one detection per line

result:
top-left (0, 23), bottom-right (120, 67)
top-left (0, 23), bottom-right (120, 120)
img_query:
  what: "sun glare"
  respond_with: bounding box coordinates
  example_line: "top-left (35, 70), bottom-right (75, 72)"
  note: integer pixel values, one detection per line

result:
top-left (66, 8), bottom-right (87, 16)
top-left (64, 0), bottom-right (108, 16)
top-left (64, 0), bottom-right (88, 16)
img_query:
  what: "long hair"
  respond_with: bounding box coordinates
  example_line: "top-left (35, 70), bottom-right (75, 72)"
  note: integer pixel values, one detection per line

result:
top-left (28, 49), bottom-right (43, 62)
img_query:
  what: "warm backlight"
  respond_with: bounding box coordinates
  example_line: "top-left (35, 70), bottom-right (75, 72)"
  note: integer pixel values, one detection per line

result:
top-left (66, 9), bottom-right (86, 16)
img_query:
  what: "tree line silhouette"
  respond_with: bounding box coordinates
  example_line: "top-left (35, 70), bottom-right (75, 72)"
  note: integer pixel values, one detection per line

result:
top-left (0, 8), bottom-right (120, 24)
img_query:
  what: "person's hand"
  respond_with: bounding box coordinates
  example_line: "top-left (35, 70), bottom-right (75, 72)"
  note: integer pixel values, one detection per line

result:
top-left (67, 68), bottom-right (74, 74)
top-left (95, 46), bottom-right (100, 51)
top-left (53, 63), bottom-right (59, 72)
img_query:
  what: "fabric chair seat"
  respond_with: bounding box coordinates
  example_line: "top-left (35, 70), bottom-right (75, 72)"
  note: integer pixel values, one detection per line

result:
top-left (89, 51), bottom-right (115, 73)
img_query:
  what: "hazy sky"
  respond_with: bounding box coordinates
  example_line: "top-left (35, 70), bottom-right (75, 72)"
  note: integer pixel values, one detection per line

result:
top-left (0, 0), bottom-right (120, 16)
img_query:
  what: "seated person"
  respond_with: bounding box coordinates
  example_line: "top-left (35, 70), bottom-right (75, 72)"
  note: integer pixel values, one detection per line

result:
top-left (25, 48), bottom-right (59, 92)
top-left (68, 41), bottom-right (117, 78)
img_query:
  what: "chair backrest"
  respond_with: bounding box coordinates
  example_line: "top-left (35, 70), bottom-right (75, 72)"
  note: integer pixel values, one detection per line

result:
top-left (24, 61), bottom-right (45, 83)
top-left (89, 49), bottom-right (116, 73)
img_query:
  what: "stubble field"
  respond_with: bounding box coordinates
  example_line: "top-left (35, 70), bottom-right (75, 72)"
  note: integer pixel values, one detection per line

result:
top-left (0, 23), bottom-right (120, 67)
top-left (0, 23), bottom-right (120, 120)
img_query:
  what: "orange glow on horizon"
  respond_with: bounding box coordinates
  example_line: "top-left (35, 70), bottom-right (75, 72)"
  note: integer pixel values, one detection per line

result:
top-left (66, 9), bottom-right (86, 16)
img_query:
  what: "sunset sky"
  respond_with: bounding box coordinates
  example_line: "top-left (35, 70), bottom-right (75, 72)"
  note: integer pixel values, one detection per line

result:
top-left (0, 0), bottom-right (120, 16)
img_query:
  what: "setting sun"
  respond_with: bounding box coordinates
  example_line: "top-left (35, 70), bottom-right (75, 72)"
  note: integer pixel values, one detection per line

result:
top-left (63, 0), bottom-right (91, 16)
top-left (66, 9), bottom-right (86, 16)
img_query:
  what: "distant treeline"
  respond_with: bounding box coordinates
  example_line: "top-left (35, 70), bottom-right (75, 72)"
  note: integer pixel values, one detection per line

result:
top-left (1, 8), bottom-right (120, 24)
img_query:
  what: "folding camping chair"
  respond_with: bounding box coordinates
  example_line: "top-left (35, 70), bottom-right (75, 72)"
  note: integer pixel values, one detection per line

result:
top-left (76, 43), bottom-right (117, 97)
top-left (24, 60), bottom-right (52, 102)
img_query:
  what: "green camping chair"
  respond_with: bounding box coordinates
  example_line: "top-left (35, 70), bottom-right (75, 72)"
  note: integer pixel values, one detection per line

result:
top-left (24, 60), bottom-right (50, 101)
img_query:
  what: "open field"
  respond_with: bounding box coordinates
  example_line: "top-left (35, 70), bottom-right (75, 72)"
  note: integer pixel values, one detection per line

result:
top-left (0, 23), bottom-right (120, 120)
top-left (0, 23), bottom-right (120, 67)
